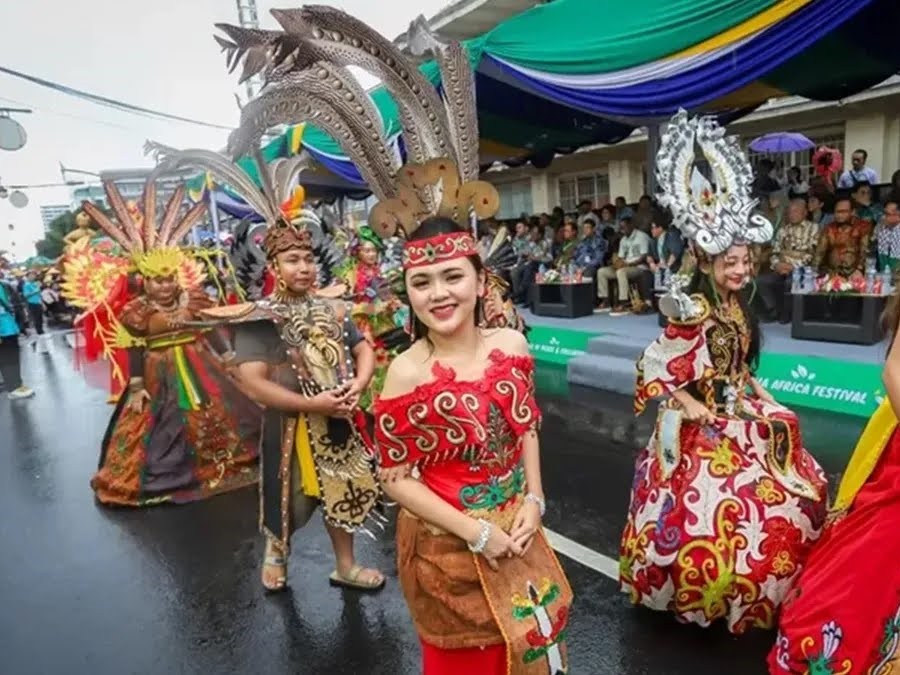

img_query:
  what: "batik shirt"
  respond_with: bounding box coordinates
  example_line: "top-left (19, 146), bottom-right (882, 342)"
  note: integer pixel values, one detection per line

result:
top-left (876, 223), bottom-right (900, 270)
top-left (770, 220), bottom-right (818, 268)
top-left (572, 233), bottom-right (608, 269)
top-left (814, 220), bottom-right (871, 276)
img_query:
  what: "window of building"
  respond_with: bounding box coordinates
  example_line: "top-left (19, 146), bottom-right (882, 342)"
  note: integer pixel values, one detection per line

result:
top-left (746, 129), bottom-right (845, 182)
top-left (496, 179), bottom-right (533, 219)
top-left (557, 172), bottom-right (610, 212)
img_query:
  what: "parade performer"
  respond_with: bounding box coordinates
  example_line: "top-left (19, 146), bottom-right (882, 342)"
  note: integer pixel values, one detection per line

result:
top-left (378, 216), bottom-right (572, 675)
top-left (768, 299), bottom-right (900, 672)
top-left (151, 146), bottom-right (386, 593)
top-left (209, 7), bottom-right (565, 669)
top-left (619, 111), bottom-right (827, 634)
top-left (61, 180), bottom-right (260, 506)
top-left (334, 224), bottom-right (408, 411)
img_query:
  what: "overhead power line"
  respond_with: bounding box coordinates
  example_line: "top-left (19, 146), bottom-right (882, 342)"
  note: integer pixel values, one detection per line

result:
top-left (0, 65), bottom-right (234, 131)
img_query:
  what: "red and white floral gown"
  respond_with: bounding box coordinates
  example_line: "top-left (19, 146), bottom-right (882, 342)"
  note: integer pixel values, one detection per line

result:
top-left (619, 295), bottom-right (828, 633)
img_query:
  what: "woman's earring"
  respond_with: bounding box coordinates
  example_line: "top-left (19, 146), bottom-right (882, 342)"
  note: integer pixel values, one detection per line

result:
top-left (405, 312), bottom-right (417, 341)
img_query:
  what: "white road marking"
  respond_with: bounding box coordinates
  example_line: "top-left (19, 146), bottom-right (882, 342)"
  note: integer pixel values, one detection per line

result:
top-left (544, 527), bottom-right (620, 581)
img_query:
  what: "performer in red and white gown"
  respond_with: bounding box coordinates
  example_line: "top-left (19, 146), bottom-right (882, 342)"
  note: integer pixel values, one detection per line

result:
top-left (619, 110), bottom-right (828, 634)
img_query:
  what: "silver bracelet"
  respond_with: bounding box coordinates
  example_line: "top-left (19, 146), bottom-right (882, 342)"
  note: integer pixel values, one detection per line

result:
top-left (467, 518), bottom-right (492, 554)
top-left (525, 492), bottom-right (546, 517)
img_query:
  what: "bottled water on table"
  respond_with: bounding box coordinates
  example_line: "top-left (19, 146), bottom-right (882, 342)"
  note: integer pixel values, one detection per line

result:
top-left (791, 267), bottom-right (802, 293)
top-left (663, 267), bottom-right (672, 286)
top-left (802, 266), bottom-right (814, 293)
top-left (865, 269), bottom-right (876, 294)
top-left (882, 268), bottom-right (894, 295)
top-left (654, 267), bottom-right (664, 290)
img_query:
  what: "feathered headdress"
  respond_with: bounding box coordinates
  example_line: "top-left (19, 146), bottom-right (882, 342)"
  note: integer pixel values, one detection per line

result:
top-left (656, 109), bottom-right (773, 256)
top-left (214, 7), bottom-right (499, 266)
top-left (80, 179), bottom-right (207, 282)
top-left (146, 142), bottom-right (345, 293)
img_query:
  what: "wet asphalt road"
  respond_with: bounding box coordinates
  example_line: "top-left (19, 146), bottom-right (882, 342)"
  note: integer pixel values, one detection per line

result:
top-left (0, 333), bottom-right (865, 675)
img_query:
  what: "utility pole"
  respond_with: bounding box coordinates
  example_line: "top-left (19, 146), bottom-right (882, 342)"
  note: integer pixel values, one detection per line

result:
top-left (235, 0), bottom-right (263, 102)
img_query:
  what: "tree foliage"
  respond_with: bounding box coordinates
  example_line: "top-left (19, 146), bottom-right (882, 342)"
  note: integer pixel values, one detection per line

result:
top-left (34, 210), bottom-right (80, 259)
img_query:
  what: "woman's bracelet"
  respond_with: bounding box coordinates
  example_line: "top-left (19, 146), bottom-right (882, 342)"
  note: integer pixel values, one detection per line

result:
top-left (467, 518), bottom-right (492, 554)
top-left (128, 377), bottom-right (145, 393)
top-left (525, 492), bottom-right (546, 517)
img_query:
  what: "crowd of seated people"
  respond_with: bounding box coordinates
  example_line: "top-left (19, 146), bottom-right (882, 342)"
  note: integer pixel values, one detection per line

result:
top-left (483, 149), bottom-right (900, 324)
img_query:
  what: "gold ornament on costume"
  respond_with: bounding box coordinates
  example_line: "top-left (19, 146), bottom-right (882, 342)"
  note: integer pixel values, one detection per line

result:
top-left (368, 158), bottom-right (500, 239)
top-left (64, 210), bottom-right (99, 249)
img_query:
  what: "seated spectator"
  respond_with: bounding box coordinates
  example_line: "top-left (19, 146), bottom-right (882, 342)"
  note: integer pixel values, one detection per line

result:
top-left (551, 206), bottom-right (566, 230)
top-left (838, 148), bottom-right (879, 189)
top-left (752, 158), bottom-right (782, 198)
top-left (786, 166), bottom-right (809, 200)
top-left (758, 199), bottom-right (818, 322)
top-left (596, 217), bottom-right (652, 316)
top-left (572, 219), bottom-right (608, 279)
top-left (808, 193), bottom-right (833, 230)
top-left (632, 195), bottom-right (656, 234)
top-left (615, 196), bottom-right (634, 222)
top-left (887, 170), bottom-right (900, 205)
top-left (875, 200), bottom-right (900, 273)
top-left (576, 200), bottom-right (599, 233)
top-left (510, 223), bottom-right (553, 306)
top-left (511, 220), bottom-right (530, 261)
top-left (553, 218), bottom-right (579, 267)
top-left (647, 220), bottom-right (685, 274)
top-left (598, 204), bottom-right (617, 235)
top-left (852, 180), bottom-right (881, 227)
top-left (814, 197), bottom-right (870, 281)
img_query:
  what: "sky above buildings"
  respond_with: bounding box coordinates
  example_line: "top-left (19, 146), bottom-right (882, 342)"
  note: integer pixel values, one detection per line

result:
top-left (0, 0), bottom-right (448, 256)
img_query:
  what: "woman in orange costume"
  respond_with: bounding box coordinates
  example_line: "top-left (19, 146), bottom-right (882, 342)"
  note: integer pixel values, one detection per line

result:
top-left (768, 294), bottom-right (900, 672)
top-left (377, 217), bottom-right (572, 675)
top-left (64, 180), bottom-right (260, 506)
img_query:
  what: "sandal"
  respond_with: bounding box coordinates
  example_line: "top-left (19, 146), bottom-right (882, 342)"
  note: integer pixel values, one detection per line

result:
top-left (329, 564), bottom-right (385, 592)
top-left (262, 540), bottom-right (288, 593)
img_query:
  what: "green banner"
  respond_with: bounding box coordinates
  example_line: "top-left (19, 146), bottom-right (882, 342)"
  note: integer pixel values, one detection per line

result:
top-left (755, 352), bottom-right (883, 418)
top-left (527, 325), bottom-right (599, 365)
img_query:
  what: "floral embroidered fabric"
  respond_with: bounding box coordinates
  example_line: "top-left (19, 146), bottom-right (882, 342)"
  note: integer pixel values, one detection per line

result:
top-left (375, 349), bottom-right (540, 510)
top-left (621, 296), bottom-right (828, 634)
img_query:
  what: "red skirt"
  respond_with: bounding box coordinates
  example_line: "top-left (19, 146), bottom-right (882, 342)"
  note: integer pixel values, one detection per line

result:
top-left (421, 640), bottom-right (506, 675)
top-left (769, 428), bottom-right (900, 674)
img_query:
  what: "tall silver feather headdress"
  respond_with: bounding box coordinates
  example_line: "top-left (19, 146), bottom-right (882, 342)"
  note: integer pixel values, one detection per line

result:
top-left (214, 6), bottom-right (499, 240)
top-left (656, 109), bottom-right (773, 256)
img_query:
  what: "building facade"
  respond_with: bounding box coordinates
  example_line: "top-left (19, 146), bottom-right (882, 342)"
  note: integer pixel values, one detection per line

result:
top-left (484, 77), bottom-right (900, 217)
top-left (39, 204), bottom-right (70, 232)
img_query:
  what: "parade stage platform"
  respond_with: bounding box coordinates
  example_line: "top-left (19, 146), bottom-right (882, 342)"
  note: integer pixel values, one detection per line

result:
top-left (524, 309), bottom-right (887, 419)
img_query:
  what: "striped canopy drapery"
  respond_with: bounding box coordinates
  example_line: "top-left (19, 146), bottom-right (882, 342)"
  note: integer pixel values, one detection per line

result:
top-left (194, 0), bottom-right (900, 205)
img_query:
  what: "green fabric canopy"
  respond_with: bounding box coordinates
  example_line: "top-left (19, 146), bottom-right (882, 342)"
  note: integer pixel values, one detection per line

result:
top-left (484, 0), bottom-right (779, 74)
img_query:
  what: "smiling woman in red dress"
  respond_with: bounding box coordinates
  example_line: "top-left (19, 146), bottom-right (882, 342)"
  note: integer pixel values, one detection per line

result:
top-left (376, 216), bottom-right (573, 675)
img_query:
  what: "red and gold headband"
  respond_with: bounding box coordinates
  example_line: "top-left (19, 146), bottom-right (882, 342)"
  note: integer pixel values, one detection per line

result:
top-left (402, 231), bottom-right (478, 270)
